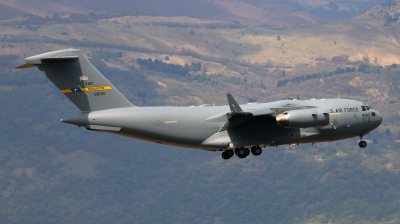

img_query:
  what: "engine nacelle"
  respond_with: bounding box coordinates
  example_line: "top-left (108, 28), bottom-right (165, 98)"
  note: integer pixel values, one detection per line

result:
top-left (276, 108), bottom-right (330, 128)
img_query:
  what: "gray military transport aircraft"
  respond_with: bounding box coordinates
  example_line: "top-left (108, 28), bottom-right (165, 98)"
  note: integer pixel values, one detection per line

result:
top-left (15, 49), bottom-right (383, 160)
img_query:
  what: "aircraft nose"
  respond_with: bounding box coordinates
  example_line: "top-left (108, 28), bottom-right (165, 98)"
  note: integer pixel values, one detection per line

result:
top-left (375, 111), bottom-right (383, 126)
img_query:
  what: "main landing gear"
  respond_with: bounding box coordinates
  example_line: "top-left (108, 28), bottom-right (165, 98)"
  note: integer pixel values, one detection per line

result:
top-left (251, 146), bottom-right (262, 156)
top-left (221, 146), bottom-right (262, 160)
top-left (235, 148), bottom-right (250, 159)
top-left (221, 150), bottom-right (234, 160)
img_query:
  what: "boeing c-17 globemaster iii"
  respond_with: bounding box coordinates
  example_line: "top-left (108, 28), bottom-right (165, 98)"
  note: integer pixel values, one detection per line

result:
top-left (15, 49), bottom-right (383, 159)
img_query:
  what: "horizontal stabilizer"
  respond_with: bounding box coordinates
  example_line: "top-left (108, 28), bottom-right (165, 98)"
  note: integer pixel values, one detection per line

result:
top-left (41, 56), bottom-right (78, 61)
top-left (15, 56), bottom-right (79, 69)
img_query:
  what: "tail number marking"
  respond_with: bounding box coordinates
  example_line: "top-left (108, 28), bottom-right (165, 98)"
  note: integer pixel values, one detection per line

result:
top-left (94, 92), bottom-right (106, 96)
top-left (82, 86), bottom-right (112, 92)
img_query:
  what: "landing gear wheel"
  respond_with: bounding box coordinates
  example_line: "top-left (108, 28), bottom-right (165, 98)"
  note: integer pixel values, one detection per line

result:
top-left (359, 140), bottom-right (367, 148)
top-left (221, 150), bottom-right (234, 160)
top-left (251, 147), bottom-right (262, 156)
top-left (235, 148), bottom-right (250, 159)
top-left (226, 150), bottom-right (234, 157)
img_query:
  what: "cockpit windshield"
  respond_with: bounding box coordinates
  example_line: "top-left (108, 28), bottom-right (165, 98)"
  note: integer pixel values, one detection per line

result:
top-left (362, 104), bottom-right (373, 111)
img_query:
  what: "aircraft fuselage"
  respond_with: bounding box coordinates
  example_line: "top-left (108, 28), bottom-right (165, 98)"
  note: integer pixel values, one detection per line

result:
top-left (62, 98), bottom-right (382, 151)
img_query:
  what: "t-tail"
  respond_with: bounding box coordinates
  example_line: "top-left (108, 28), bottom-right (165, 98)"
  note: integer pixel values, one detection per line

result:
top-left (15, 49), bottom-right (133, 112)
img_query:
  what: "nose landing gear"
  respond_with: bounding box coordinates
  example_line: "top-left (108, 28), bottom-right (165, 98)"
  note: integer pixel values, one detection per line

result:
top-left (359, 135), bottom-right (367, 148)
top-left (359, 140), bottom-right (367, 148)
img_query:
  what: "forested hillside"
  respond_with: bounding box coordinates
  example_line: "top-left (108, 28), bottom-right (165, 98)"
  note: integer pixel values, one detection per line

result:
top-left (1, 51), bottom-right (400, 224)
top-left (1, 10), bottom-right (400, 224)
top-left (0, 0), bottom-right (387, 24)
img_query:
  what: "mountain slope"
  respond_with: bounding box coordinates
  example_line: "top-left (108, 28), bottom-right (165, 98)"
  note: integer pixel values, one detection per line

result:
top-left (1, 12), bottom-right (400, 224)
top-left (0, 0), bottom-right (324, 27)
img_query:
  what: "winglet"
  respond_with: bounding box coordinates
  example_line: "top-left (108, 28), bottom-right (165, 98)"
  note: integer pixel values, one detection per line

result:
top-left (227, 93), bottom-right (243, 112)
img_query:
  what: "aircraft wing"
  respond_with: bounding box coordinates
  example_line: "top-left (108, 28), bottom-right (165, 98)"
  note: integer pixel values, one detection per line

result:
top-left (215, 94), bottom-right (275, 132)
top-left (237, 107), bottom-right (274, 116)
top-left (222, 94), bottom-right (319, 131)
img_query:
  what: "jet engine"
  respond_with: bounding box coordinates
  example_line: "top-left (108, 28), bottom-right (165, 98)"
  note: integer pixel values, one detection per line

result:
top-left (276, 108), bottom-right (330, 128)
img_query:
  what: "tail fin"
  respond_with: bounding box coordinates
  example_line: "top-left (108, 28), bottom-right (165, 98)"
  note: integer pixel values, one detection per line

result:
top-left (15, 49), bottom-right (133, 112)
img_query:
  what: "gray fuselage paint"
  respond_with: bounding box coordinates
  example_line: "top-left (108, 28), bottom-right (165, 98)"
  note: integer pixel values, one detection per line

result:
top-left (62, 98), bottom-right (382, 151)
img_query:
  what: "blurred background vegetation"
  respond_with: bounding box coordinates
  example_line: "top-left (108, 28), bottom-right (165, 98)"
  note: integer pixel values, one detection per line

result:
top-left (2, 0), bottom-right (400, 223)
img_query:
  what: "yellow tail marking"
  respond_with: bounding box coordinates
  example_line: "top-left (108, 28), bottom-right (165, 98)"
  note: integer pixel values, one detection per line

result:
top-left (81, 86), bottom-right (113, 92)
top-left (60, 89), bottom-right (72, 93)
top-left (60, 86), bottom-right (113, 94)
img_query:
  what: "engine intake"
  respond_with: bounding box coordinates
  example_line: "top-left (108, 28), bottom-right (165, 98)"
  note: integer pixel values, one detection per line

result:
top-left (276, 108), bottom-right (330, 128)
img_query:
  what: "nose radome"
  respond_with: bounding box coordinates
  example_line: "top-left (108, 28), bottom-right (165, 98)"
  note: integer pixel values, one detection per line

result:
top-left (376, 111), bottom-right (383, 126)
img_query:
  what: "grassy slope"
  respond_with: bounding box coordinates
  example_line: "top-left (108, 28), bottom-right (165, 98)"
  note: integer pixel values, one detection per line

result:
top-left (10, 16), bottom-right (400, 68)
top-left (0, 0), bottom-right (326, 26)
top-left (0, 17), bottom-right (398, 103)
top-left (2, 15), bottom-right (400, 117)
top-left (3, 16), bottom-right (399, 99)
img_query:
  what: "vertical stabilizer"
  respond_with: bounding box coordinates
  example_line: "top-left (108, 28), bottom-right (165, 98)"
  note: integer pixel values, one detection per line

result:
top-left (15, 49), bottom-right (133, 112)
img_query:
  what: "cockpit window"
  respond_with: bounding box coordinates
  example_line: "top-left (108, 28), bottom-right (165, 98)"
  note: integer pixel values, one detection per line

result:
top-left (362, 106), bottom-right (367, 111)
top-left (368, 106), bottom-right (373, 109)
